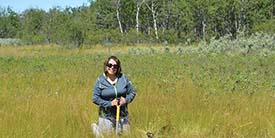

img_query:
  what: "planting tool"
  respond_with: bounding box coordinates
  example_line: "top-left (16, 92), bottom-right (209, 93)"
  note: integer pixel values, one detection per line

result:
top-left (116, 98), bottom-right (121, 135)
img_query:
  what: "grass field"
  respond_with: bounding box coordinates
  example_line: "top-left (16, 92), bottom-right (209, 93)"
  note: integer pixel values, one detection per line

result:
top-left (0, 45), bottom-right (275, 137)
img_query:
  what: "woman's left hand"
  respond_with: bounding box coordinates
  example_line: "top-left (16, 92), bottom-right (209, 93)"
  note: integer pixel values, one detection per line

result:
top-left (119, 97), bottom-right (126, 105)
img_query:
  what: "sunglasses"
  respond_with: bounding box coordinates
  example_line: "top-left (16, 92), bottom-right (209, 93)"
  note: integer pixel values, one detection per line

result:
top-left (106, 63), bottom-right (119, 69)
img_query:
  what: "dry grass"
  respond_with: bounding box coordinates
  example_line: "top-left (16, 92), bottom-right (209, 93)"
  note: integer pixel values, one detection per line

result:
top-left (0, 46), bottom-right (275, 137)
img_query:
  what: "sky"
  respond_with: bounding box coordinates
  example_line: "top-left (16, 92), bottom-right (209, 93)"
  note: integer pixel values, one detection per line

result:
top-left (0, 0), bottom-right (90, 12)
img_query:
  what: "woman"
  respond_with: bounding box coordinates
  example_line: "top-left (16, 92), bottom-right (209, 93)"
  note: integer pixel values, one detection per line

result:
top-left (92, 56), bottom-right (136, 135)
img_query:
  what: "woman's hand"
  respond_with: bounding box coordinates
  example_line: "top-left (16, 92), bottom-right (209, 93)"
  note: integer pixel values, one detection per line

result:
top-left (111, 97), bottom-right (126, 106)
top-left (119, 97), bottom-right (126, 105)
top-left (111, 99), bottom-right (118, 106)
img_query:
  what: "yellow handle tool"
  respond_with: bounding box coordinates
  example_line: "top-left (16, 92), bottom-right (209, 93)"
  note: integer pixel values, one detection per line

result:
top-left (116, 105), bottom-right (120, 134)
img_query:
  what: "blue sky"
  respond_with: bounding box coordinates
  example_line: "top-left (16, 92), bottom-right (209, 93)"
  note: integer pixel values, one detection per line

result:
top-left (0, 0), bottom-right (90, 12)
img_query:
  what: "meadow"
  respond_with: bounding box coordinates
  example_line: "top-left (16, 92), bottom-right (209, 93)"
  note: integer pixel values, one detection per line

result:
top-left (0, 45), bottom-right (275, 138)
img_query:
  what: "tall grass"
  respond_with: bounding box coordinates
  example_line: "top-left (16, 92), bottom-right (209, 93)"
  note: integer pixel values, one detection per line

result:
top-left (0, 46), bottom-right (275, 137)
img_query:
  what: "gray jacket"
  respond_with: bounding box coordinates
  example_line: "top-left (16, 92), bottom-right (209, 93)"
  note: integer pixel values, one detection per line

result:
top-left (92, 73), bottom-right (136, 119)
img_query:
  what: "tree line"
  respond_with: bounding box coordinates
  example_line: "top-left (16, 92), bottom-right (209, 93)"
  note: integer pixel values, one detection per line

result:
top-left (1, 0), bottom-right (275, 47)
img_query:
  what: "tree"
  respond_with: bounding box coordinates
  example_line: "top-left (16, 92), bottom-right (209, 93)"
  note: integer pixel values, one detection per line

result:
top-left (189, 0), bottom-right (210, 40)
top-left (20, 8), bottom-right (47, 44)
top-left (133, 0), bottom-right (146, 34)
top-left (2, 0), bottom-right (275, 45)
top-left (0, 7), bottom-right (20, 38)
top-left (145, 0), bottom-right (161, 40)
top-left (42, 7), bottom-right (64, 44)
top-left (224, 0), bottom-right (241, 39)
top-left (116, 0), bottom-right (123, 33)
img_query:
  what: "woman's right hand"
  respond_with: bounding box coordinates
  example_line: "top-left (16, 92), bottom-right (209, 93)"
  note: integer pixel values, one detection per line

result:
top-left (111, 99), bottom-right (118, 106)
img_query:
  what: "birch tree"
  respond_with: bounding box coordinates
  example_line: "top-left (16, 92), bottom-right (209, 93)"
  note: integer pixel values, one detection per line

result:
top-left (190, 0), bottom-right (209, 40)
top-left (116, 0), bottom-right (123, 33)
top-left (133, 0), bottom-right (145, 34)
top-left (146, 0), bottom-right (160, 40)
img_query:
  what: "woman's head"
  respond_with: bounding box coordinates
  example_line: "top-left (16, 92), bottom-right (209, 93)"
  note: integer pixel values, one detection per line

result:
top-left (104, 56), bottom-right (122, 76)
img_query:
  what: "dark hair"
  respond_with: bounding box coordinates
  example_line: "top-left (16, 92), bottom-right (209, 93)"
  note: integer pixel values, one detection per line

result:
top-left (104, 56), bottom-right (122, 76)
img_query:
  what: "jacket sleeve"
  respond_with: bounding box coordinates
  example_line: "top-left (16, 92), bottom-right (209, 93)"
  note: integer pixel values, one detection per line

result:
top-left (92, 79), bottom-right (112, 108)
top-left (125, 76), bottom-right (136, 104)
